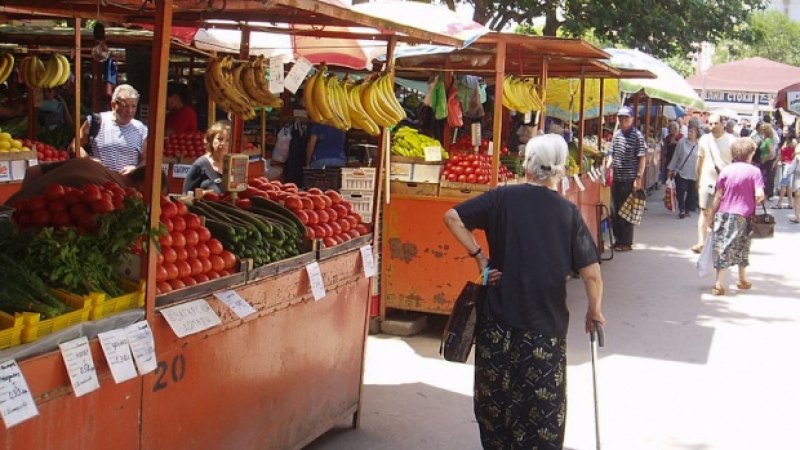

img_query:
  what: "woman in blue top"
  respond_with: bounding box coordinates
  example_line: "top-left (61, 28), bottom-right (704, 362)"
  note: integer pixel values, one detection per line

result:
top-left (305, 122), bottom-right (346, 168)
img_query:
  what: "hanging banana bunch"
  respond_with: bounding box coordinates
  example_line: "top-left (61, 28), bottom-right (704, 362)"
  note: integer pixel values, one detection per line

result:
top-left (501, 75), bottom-right (545, 113)
top-left (18, 54), bottom-right (71, 89)
top-left (204, 55), bottom-right (258, 120)
top-left (0, 53), bottom-right (17, 85)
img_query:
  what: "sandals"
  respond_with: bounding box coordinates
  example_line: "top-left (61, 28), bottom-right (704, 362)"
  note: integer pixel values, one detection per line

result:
top-left (691, 245), bottom-right (703, 254)
top-left (613, 244), bottom-right (633, 252)
top-left (737, 281), bottom-right (752, 290)
top-left (712, 285), bottom-right (725, 296)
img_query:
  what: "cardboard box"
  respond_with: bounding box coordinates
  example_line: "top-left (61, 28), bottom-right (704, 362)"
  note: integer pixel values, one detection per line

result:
top-left (389, 162), bottom-right (443, 183)
top-left (390, 181), bottom-right (440, 197)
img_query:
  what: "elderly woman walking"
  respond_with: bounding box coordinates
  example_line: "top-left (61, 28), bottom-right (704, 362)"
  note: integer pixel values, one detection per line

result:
top-left (667, 121), bottom-right (700, 218)
top-left (710, 138), bottom-right (765, 296)
top-left (444, 134), bottom-right (605, 449)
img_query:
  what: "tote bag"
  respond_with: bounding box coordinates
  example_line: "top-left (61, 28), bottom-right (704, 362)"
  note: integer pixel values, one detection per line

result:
top-left (440, 269), bottom-right (488, 363)
top-left (618, 189), bottom-right (646, 226)
top-left (664, 179), bottom-right (677, 212)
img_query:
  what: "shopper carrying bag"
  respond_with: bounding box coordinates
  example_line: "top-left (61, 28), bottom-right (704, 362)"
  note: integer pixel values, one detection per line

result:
top-left (440, 268), bottom-right (489, 363)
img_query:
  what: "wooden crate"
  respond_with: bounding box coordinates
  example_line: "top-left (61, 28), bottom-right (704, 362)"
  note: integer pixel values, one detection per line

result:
top-left (390, 181), bottom-right (440, 197)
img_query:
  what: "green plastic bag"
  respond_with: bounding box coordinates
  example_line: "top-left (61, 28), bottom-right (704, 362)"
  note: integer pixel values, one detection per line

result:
top-left (432, 77), bottom-right (448, 120)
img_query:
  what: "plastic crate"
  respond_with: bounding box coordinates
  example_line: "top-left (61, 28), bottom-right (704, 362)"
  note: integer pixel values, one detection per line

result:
top-left (341, 190), bottom-right (374, 223)
top-left (20, 295), bottom-right (92, 344)
top-left (302, 168), bottom-right (342, 191)
top-left (340, 167), bottom-right (376, 191)
top-left (0, 312), bottom-right (24, 350)
top-left (55, 279), bottom-right (145, 321)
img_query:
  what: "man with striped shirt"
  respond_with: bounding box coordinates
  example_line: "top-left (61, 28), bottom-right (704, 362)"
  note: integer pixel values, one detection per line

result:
top-left (69, 84), bottom-right (148, 175)
top-left (609, 106), bottom-right (646, 251)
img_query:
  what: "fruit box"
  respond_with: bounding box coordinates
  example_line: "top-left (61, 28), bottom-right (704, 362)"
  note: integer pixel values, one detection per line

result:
top-left (0, 312), bottom-right (25, 350)
top-left (20, 294), bottom-right (92, 344)
top-left (55, 279), bottom-right (145, 321)
top-left (390, 181), bottom-right (440, 198)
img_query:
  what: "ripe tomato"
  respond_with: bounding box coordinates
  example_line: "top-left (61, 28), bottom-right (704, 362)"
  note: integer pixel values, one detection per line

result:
top-left (161, 201), bottom-right (178, 219)
top-left (175, 260), bottom-right (192, 279)
top-left (329, 221), bottom-right (342, 235)
top-left (81, 185), bottom-right (103, 203)
top-left (163, 262), bottom-right (179, 281)
top-left (156, 281), bottom-right (172, 294)
top-left (324, 208), bottom-right (338, 222)
top-left (162, 246), bottom-right (177, 264)
top-left (355, 224), bottom-right (370, 235)
top-left (201, 258), bottom-right (212, 274)
top-left (48, 200), bottom-right (67, 213)
top-left (300, 197), bottom-right (314, 210)
top-left (196, 243), bottom-right (211, 260)
top-left (167, 279), bottom-right (186, 290)
top-left (156, 265), bottom-right (168, 283)
top-left (197, 227), bottom-right (211, 242)
top-left (333, 204), bottom-right (349, 219)
top-left (338, 218), bottom-right (351, 233)
top-left (236, 198), bottom-right (252, 210)
top-left (174, 247), bottom-right (188, 261)
top-left (206, 271), bottom-right (220, 280)
top-left (220, 250), bottom-right (237, 270)
top-left (324, 190), bottom-right (342, 205)
top-left (305, 210), bottom-right (319, 225)
top-left (218, 269), bottom-right (231, 277)
top-left (171, 231), bottom-right (186, 248)
top-left (172, 216), bottom-right (186, 232)
top-left (29, 209), bottom-right (51, 227)
top-left (159, 232), bottom-right (173, 247)
top-left (466, 174), bottom-right (477, 183)
top-left (26, 195), bottom-right (47, 212)
top-left (51, 211), bottom-right (72, 228)
top-left (306, 227), bottom-right (316, 239)
top-left (181, 277), bottom-right (197, 287)
top-left (320, 223), bottom-right (333, 238)
top-left (161, 218), bottom-right (174, 233)
top-left (284, 195), bottom-right (303, 211)
top-left (345, 214), bottom-right (359, 227)
top-left (91, 198), bottom-right (115, 214)
top-left (311, 195), bottom-right (327, 210)
top-left (184, 229), bottom-right (200, 246)
top-left (194, 274), bottom-right (209, 283)
top-left (316, 209), bottom-right (330, 224)
top-left (206, 239), bottom-right (223, 255)
top-left (294, 209), bottom-right (309, 225)
top-left (44, 184), bottom-right (66, 201)
top-left (187, 258), bottom-right (204, 277)
top-left (185, 245), bottom-right (198, 259)
top-left (174, 201), bottom-right (188, 216)
top-left (184, 213), bottom-right (201, 230)
top-left (323, 237), bottom-right (337, 248)
top-left (209, 255), bottom-right (225, 272)
top-left (78, 212), bottom-right (99, 231)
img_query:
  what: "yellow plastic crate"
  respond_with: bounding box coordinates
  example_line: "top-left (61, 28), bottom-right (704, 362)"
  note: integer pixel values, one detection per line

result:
top-left (0, 312), bottom-right (24, 350)
top-left (20, 295), bottom-right (92, 344)
top-left (55, 279), bottom-right (145, 321)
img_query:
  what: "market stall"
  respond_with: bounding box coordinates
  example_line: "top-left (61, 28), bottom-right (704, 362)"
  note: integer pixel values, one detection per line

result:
top-left (378, 33), bottom-right (655, 317)
top-left (0, 2), bottom-right (471, 449)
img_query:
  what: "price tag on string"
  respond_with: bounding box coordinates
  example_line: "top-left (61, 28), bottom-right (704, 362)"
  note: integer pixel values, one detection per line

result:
top-left (125, 320), bottom-right (158, 375)
top-left (268, 56), bottom-right (285, 94)
top-left (59, 336), bottom-right (100, 397)
top-left (424, 146), bottom-right (442, 162)
top-left (284, 57), bottom-right (313, 94)
top-left (471, 123), bottom-right (481, 147)
top-left (562, 177), bottom-right (570, 192)
top-left (214, 290), bottom-right (256, 319)
top-left (0, 360), bottom-right (39, 427)
top-left (160, 300), bottom-right (221, 339)
top-left (306, 262), bottom-right (327, 301)
top-left (360, 245), bottom-right (376, 278)
top-left (573, 174), bottom-right (586, 191)
top-left (98, 329), bottom-right (138, 384)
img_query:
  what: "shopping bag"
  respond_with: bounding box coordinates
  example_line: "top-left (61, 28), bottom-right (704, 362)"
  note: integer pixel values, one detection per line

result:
top-left (271, 125), bottom-right (292, 163)
top-left (440, 269), bottom-right (488, 363)
top-left (664, 179), bottom-right (677, 212)
top-left (618, 189), bottom-right (646, 226)
top-left (447, 87), bottom-right (464, 128)
top-left (696, 233), bottom-right (715, 278)
top-left (749, 203), bottom-right (775, 239)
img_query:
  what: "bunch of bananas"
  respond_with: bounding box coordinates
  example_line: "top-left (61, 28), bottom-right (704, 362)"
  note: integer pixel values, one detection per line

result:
top-left (0, 53), bottom-right (16, 85)
top-left (501, 76), bottom-right (545, 113)
top-left (391, 126), bottom-right (448, 159)
top-left (205, 55), bottom-right (283, 120)
top-left (18, 54), bottom-right (71, 89)
top-left (304, 65), bottom-right (406, 136)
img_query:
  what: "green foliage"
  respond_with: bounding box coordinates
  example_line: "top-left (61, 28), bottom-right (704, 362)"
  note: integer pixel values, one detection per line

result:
top-left (713, 10), bottom-right (800, 66)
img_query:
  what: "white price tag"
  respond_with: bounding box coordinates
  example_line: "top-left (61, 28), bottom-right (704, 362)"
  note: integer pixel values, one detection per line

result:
top-left (284, 57), bottom-right (313, 94)
top-left (268, 56), bottom-right (285, 94)
top-left (160, 299), bottom-right (222, 339)
top-left (0, 161), bottom-right (10, 182)
top-left (423, 146), bottom-right (442, 162)
top-left (524, 111), bottom-right (532, 124)
top-left (214, 290), bottom-right (256, 319)
top-left (172, 164), bottom-right (192, 179)
top-left (124, 321), bottom-right (158, 375)
top-left (360, 245), bottom-right (376, 278)
top-left (59, 336), bottom-right (100, 397)
top-left (471, 123), bottom-right (481, 147)
top-left (487, 141), bottom-right (494, 156)
top-left (562, 177), bottom-right (570, 192)
top-left (162, 163), bottom-right (170, 175)
top-left (98, 329), bottom-right (138, 384)
top-left (28, 159), bottom-right (39, 167)
top-left (0, 360), bottom-right (39, 427)
top-left (573, 174), bottom-right (586, 191)
top-left (306, 262), bottom-right (326, 301)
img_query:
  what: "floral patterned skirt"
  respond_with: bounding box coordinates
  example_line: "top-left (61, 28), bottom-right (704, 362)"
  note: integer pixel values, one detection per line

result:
top-left (474, 314), bottom-right (567, 450)
top-left (713, 213), bottom-right (751, 270)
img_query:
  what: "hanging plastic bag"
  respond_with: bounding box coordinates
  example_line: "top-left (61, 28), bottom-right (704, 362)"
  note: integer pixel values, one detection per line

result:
top-left (664, 179), bottom-right (677, 212)
top-left (447, 87), bottom-right (463, 128)
top-left (423, 75), bottom-right (438, 107)
top-left (432, 77), bottom-right (448, 120)
top-left (696, 233), bottom-right (715, 278)
top-left (271, 125), bottom-right (292, 163)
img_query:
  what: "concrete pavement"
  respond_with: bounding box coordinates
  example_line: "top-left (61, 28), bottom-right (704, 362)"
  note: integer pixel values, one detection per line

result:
top-left (304, 195), bottom-right (800, 450)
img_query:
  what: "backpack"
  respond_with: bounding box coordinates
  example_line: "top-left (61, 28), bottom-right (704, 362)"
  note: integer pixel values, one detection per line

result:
top-left (84, 113), bottom-right (102, 156)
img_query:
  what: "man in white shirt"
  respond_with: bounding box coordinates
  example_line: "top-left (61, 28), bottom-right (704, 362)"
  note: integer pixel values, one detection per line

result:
top-left (693, 114), bottom-right (735, 253)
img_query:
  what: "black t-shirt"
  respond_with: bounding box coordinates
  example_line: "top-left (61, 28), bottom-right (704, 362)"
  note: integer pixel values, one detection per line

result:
top-left (454, 184), bottom-right (599, 338)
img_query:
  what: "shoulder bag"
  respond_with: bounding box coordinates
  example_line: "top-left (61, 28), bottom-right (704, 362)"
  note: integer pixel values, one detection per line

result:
top-left (749, 202), bottom-right (775, 239)
top-left (440, 268), bottom-right (489, 363)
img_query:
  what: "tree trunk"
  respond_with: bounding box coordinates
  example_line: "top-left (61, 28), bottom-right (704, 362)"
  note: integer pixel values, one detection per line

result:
top-left (472, 0), bottom-right (491, 25)
top-left (542, 9), bottom-right (561, 36)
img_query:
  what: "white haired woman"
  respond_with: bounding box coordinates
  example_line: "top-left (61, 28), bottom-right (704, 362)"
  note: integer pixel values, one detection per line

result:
top-left (444, 134), bottom-right (605, 449)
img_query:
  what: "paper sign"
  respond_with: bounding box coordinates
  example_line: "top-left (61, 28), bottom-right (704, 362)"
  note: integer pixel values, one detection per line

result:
top-left (0, 162), bottom-right (10, 182)
top-left (125, 321), bottom-right (158, 374)
top-left (562, 177), bottom-right (570, 191)
top-left (59, 337), bottom-right (100, 397)
top-left (0, 360), bottom-right (39, 427)
top-left (306, 262), bottom-right (326, 301)
top-left (214, 290), bottom-right (256, 319)
top-left (471, 123), bottom-right (482, 147)
top-left (160, 299), bottom-right (221, 338)
top-left (172, 164), bottom-right (192, 179)
top-left (98, 329), bottom-right (138, 384)
top-left (423, 146), bottom-right (442, 162)
top-left (284, 57), bottom-right (313, 94)
top-left (524, 111), bottom-right (532, 124)
top-left (269, 56), bottom-right (285, 94)
top-left (360, 245), bottom-right (376, 278)
top-left (487, 141), bottom-right (494, 156)
top-left (28, 159), bottom-right (38, 167)
top-left (573, 174), bottom-right (586, 191)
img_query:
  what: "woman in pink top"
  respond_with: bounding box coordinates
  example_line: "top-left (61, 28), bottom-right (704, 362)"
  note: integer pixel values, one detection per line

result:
top-left (710, 138), bottom-right (765, 296)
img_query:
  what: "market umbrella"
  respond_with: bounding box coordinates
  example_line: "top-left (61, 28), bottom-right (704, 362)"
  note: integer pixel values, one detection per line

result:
top-left (638, 105), bottom-right (686, 120)
top-left (604, 48), bottom-right (705, 110)
top-left (544, 78), bottom-right (622, 123)
top-left (773, 81), bottom-right (800, 115)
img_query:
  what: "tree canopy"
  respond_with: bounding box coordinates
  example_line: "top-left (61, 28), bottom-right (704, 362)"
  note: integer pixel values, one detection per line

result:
top-left (713, 10), bottom-right (800, 66)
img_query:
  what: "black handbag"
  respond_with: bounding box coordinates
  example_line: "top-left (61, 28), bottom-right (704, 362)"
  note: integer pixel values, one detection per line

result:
top-left (749, 202), bottom-right (775, 239)
top-left (440, 270), bottom-right (488, 363)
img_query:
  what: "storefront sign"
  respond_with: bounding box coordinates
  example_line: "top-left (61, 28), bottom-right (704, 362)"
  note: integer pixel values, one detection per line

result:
top-left (0, 360), bottom-right (39, 428)
top-left (98, 329), bottom-right (138, 384)
top-left (787, 91), bottom-right (800, 115)
top-left (306, 262), bottom-right (327, 301)
top-left (702, 90), bottom-right (770, 105)
top-left (125, 321), bottom-right (158, 374)
top-left (360, 245), bottom-right (376, 278)
top-left (160, 300), bottom-right (221, 339)
top-left (214, 290), bottom-right (256, 318)
top-left (284, 56), bottom-right (313, 94)
top-left (59, 336), bottom-right (101, 397)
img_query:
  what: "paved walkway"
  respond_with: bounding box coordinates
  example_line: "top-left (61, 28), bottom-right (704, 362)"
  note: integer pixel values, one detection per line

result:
top-left (305, 195), bottom-right (800, 450)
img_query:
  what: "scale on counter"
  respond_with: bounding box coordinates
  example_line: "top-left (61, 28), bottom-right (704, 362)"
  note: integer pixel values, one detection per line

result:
top-left (222, 154), bottom-right (250, 201)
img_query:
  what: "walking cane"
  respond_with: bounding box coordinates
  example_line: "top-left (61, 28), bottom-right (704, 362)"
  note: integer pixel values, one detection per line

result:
top-left (590, 321), bottom-right (605, 450)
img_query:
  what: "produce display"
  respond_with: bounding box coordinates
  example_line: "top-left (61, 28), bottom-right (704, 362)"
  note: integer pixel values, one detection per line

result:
top-left (164, 132), bottom-right (258, 160)
top-left (204, 55), bottom-right (283, 120)
top-left (501, 75), bottom-right (545, 114)
top-left (0, 254), bottom-right (71, 319)
top-left (33, 140), bottom-right (69, 161)
top-left (18, 54), bottom-right (71, 89)
top-left (304, 65), bottom-right (405, 136)
top-left (390, 127), bottom-right (448, 159)
top-left (0, 53), bottom-right (15, 84)
top-left (0, 131), bottom-right (32, 154)
top-left (441, 151), bottom-right (515, 184)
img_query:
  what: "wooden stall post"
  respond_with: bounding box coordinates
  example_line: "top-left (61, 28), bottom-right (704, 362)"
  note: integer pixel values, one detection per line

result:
top-left (578, 68), bottom-right (586, 167)
top-left (599, 78), bottom-right (605, 141)
top-left (538, 55), bottom-right (548, 134)
top-left (491, 41), bottom-right (506, 187)
top-left (73, 20), bottom-right (82, 156)
top-left (208, 52), bottom-right (217, 124)
top-left (645, 95), bottom-right (652, 140)
top-left (232, 27), bottom-right (251, 154)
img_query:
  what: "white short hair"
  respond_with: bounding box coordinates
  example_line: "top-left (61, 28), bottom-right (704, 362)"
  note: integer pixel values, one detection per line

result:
top-left (112, 84), bottom-right (140, 102)
top-left (524, 134), bottom-right (568, 180)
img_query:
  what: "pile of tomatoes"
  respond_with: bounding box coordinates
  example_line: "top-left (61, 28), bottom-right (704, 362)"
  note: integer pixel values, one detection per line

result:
top-left (10, 182), bottom-right (137, 233)
top-left (163, 132), bottom-right (258, 161)
top-left (29, 140), bottom-right (70, 162)
top-left (155, 197), bottom-right (238, 295)
top-left (441, 152), bottom-right (514, 184)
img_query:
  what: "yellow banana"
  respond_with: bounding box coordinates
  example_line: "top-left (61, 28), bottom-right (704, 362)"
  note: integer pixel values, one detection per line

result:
top-left (0, 54), bottom-right (13, 84)
top-left (19, 57), bottom-right (30, 88)
top-left (54, 54), bottom-right (71, 87)
top-left (45, 56), bottom-right (63, 89)
top-left (323, 74), bottom-right (347, 130)
top-left (378, 73), bottom-right (405, 123)
top-left (330, 74), bottom-right (351, 130)
top-left (344, 79), bottom-right (380, 136)
top-left (206, 57), bottom-right (245, 117)
top-left (231, 63), bottom-right (253, 105)
top-left (360, 77), bottom-right (394, 128)
top-left (312, 64), bottom-right (336, 125)
top-left (250, 56), bottom-right (283, 108)
top-left (303, 70), bottom-right (324, 123)
top-left (369, 74), bottom-right (400, 125)
top-left (29, 56), bottom-right (46, 88)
